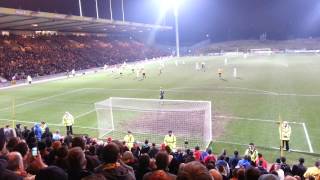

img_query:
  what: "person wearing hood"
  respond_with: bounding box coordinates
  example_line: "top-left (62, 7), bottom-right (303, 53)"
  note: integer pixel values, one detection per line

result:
top-left (34, 124), bottom-right (42, 142)
top-left (62, 112), bottom-right (74, 135)
top-left (279, 121), bottom-right (291, 151)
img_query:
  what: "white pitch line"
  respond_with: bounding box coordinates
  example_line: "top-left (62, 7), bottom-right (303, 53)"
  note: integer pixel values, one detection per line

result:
top-left (75, 109), bottom-right (95, 119)
top-left (214, 140), bottom-right (310, 154)
top-left (0, 118), bottom-right (107, 131)
top-left (215, 115), bottom-right (303, 125)
top-left (302, 123), bottom-right (314, 153)
top-left (0, 88), bottom-right (86, 112)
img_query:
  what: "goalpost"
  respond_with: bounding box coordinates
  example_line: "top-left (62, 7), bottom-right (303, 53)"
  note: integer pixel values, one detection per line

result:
top-left (95, 97), bottom-right (212, 149)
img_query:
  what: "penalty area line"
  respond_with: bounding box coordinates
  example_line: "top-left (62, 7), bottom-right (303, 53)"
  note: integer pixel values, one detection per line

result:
top-left (214, 140), bottom-right (311, 154)
top-left (214, 115), bottom-right (303, 125)
top-left (302, 122), bottom-right (314, 153)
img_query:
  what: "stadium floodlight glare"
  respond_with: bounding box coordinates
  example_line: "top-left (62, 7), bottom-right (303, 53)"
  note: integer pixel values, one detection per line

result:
top-left (156, 0), bottom-right (183, 57)
top-left (160, 0), bottom-right (182, 14)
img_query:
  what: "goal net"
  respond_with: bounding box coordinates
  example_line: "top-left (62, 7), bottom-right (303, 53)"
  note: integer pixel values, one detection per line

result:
top-left (95, 97), bottom-right (212, 149)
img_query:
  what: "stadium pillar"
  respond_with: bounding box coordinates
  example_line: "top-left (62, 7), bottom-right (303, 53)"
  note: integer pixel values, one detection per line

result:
top-left (121, 0), bottom-right (125, 22)
top-left (109, 0), bottom-right (113, 21)
top-left (95, 0), bottom-right (99, 19)
top-left (78, 0), bottom-right (83, 17)
top-left (174, 6), bottom-right (180, 57)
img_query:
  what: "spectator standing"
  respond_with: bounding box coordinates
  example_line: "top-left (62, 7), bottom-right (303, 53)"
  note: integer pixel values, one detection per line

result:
top-left (292, 158), bottom-right (307, 180)
top-left (279, 121), bottom-right (291, 151)
top-left (62, 112), bottom-right (74, 135)
top-left (94, 142), bottom-right (135, 180)
top-left (304, 160), bottom-right (320, 180)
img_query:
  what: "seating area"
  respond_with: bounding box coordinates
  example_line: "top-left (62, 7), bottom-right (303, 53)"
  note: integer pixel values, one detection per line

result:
top-left (0, 34), bottom-right (168, 81)
top-left (0, 124), bottom-right (319, 180)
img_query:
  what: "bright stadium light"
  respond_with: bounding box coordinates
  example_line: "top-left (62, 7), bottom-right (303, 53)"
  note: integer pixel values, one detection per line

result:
top-left (159, 0), bottom-right (182, 14)
top-left (155, 0), bottom-right (183, 57)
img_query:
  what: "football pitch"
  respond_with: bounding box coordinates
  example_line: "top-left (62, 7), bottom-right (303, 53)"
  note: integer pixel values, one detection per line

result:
top-left (0, 54), bottom-right (320, 165)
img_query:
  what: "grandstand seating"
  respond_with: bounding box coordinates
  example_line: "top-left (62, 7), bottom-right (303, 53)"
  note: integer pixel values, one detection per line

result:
top-left (0, 124), bottom-right (319, 180)
top-left (0, 34), bottom-right (168, 81)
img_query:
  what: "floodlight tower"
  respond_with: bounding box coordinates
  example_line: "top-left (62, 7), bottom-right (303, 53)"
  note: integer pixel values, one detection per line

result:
top-left (173, 1), bottom-right (180, 57)
top-left (160, 0), bottom-right (182, 57)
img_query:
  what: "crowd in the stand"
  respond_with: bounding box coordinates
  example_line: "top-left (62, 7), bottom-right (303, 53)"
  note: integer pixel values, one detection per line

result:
top-left (0, 124), bottom-right (319, 180)
top-left (0, 34), bottom-right (168, 81)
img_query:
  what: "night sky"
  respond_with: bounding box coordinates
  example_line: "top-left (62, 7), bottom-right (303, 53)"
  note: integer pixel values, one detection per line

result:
top-left (0, 0), bottom-right (320, 44)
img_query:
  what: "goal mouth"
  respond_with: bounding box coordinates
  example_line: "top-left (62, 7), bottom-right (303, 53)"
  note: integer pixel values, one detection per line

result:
top-left (95, 97), bottom-right (213, 149)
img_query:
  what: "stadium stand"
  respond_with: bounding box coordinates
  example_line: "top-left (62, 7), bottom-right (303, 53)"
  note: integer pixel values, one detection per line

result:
top-left (0, 34), bottom-right (168, 81)
top-left (0, 125), bottom-right (319, 180)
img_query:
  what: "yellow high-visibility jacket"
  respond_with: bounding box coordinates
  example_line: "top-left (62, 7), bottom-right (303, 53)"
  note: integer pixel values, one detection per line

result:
top-left (279, 124), bottom-right (291, 140)
top-left (164, 134), bottom-right (176, 150)
top-left (62, 114), bottom-right (74, 126)
top-left (124, 134), bottom-right (135, 150)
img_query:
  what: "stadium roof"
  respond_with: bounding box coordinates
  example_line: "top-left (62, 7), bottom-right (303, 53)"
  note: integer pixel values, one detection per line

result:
top-left (0, 7), bottom-right (172, 34)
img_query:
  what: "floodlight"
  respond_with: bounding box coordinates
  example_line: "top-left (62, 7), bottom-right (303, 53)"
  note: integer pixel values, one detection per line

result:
top-left (158, 0), bottom-right (183, 13)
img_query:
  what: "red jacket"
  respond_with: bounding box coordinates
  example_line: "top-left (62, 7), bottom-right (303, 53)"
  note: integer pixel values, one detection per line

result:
top-left (256, 157), bottom-right (268, 170)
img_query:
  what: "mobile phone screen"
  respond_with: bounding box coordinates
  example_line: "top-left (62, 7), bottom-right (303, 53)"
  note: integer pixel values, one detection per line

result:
top-left (32, 147), bottom-right (38, 156)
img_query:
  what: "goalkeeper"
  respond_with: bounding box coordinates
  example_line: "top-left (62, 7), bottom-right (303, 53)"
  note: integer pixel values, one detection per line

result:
top-left (164, 130), bottom-right (176, 150)
top-left (62, 112), bottom-right (74, 135)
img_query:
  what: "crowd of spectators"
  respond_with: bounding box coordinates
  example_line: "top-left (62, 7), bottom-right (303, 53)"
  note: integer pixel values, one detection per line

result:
top-left (0, 124), bottom-right (319, 180)
top-left (0, 34), bottom-right (168, 81)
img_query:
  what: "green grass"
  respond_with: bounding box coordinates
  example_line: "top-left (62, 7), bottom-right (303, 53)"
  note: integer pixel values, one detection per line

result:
top-left (1, 54), bottom-right (320, 165)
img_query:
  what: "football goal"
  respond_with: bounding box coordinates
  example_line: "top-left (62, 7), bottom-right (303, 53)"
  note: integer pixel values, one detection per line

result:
top-left (95, 97), bottom-right (212, 149)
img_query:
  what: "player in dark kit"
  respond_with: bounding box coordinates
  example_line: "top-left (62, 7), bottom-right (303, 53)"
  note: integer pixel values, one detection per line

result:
top-left (160, 87), bottom-right (164, 100)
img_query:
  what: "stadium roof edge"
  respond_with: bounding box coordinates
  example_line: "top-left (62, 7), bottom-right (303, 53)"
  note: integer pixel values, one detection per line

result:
top-left (0, 7), bottom-right (172, 34)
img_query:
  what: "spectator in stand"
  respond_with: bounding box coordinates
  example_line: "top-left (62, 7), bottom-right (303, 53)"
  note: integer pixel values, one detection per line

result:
top-left (209, 169), bottom-right (223, 180)
top-left (229, 150), bottom-right (240, 170)
top-left (0, 158), bottom-right (23, 180)
top-left (53, 146), bottom-right (68, 170)
top-left (67, 147), bottom-right (92, 180)
top-left (94, 142), bottom-right (136, 180)
top-left (141, 140), bottom-right (150, 154)
top-left (270, 158), bottom-right (282, 173)
top-left (22, 126), bottom-right (30, 140)
top-left (122, 151), bottom-right (138, 171)
top-left (238, 155), bottom-right (251, 169)
top-left (148, 143), bottom-right (159, 159)
top-left (303, 160), bottom-right (320, 180)
top-left (280, 157), bottom-right (292, 176)
top-left (7, 152), bottom-right (26, 176)
top-left (15, 124), bottom-right (23, 139)
top-left (245, 167), bottom-right (261, 180)
top-left (41, 127), bottom-right (53, 141)
top-left (256, 153), bottom-right (268, 170)
top-left (292, 158), bottom-right (307, 180)
top-left (34, 124), bottom-right (42, 141)
top-left (37, 141), bottom-right (49, 164)
top-left (72, 136), bottom-right (100, 171)
top-left (135, 154), bottom-right (152, 180)
top-left (257, 160), bottom-right (269, 175)
top-left (36, 165), bottom-right (68, 180)
top-left (12, 141), bottom-right (29, 163)
top-left (143, 151), bottom-right (176, 180)
top-left (6, 137), bottom-right (19, 152)
top-left (176, 161), bottom-right (212, 180)
top-left (193, 146), bottom-right (202, 161)
top-left (40, 122), bottom-right (47, 134)
top-left (52, 130), bottom-right (61, 141)
top-left (4, 125), bottom-right (16, 142)
top-left (204, 149), bottom-right (216, 165)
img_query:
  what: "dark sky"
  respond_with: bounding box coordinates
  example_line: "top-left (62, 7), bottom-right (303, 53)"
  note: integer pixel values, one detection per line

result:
top-left (0, 0), bottom-right (320, 44)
